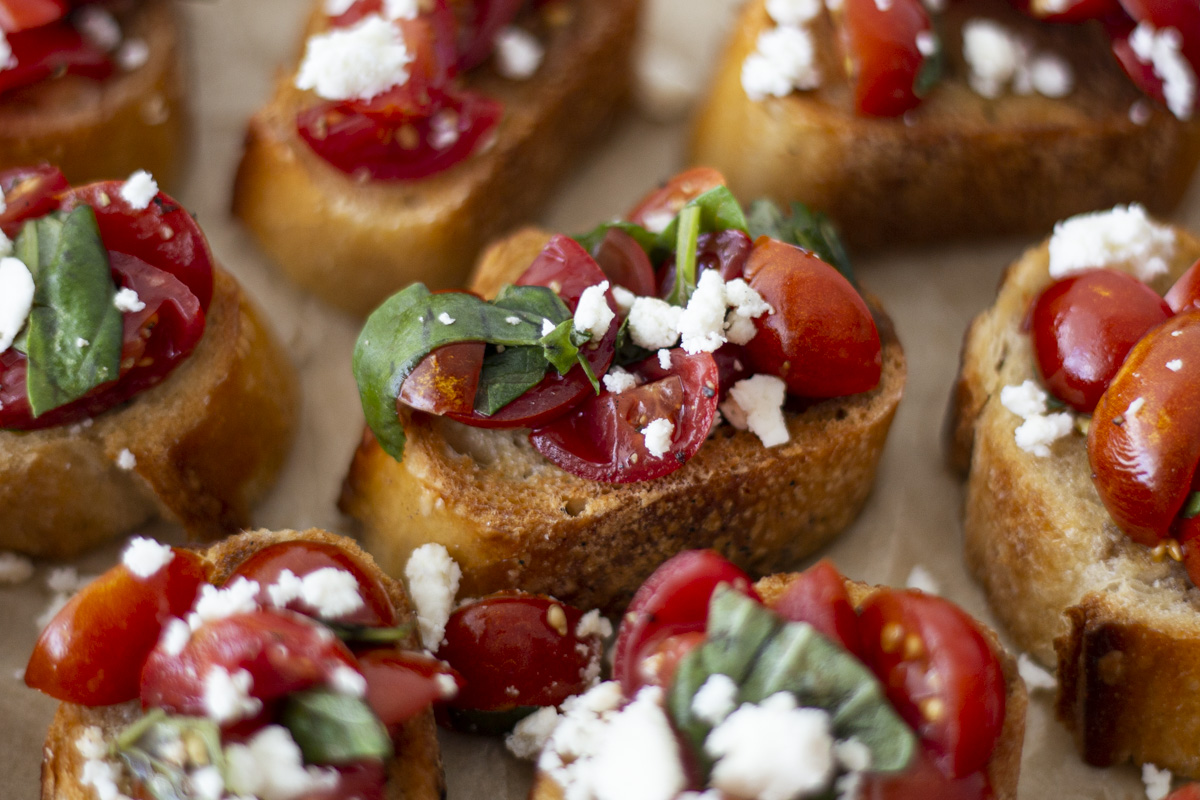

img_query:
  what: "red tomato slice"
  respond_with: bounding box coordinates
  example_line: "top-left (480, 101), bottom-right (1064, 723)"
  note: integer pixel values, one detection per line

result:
top-left (592, 227), bottom-right (657, 297)
top-left (436, 592), bottom-right (604, 712)
top-left (399, 342), bottom-right (486, 416)
top-left (612, 550), bottom-right (758, 696)
top-left (769, 560), bottom-right (863, 657)
top-left (0, 0), bottom-right (67, 32)
top-left (303, 762), bottom-right (387, 800)
top-left (26, 549), bottom-right (209, 706)
top-left (1167, 785), bottom-right (1200, 800)
top-left (529, 348), bottom-right (719, 483)
top-left (656, 229), bottom-right (752, 299)
top-left (1166, 258), bottom-right (1200, 312)
top-left (860, 746), bottom-right (991, 800)
top-left (626, 167), bottom-right (727, 230)
top-left (744, 238), bottom-right (882, 398)
top-left (0, 23), bottom-right (112, 95)
top-left (342, 8), bottom-right (459, 118)
top-left (1029, 268), bottom-right (1171, 412)
top-left (859, 590), bottom-right (1006, 779)
top-left (358, 648), bottom-right (459, 726)
top-left (839, 0), bottom-right (933, 117)
top-left (1109, 0), bottom-right (1200, 116)
top-left (140, 610), bottom-right (360, 721)
top-left (636, 630), bottom-right (706, 690)
top-left (229, 540), bottom-right (400, 628)
top-left (0, 164), bottom-right (69, 232)
top-left (1178, 498), bottom-right (1200, 587)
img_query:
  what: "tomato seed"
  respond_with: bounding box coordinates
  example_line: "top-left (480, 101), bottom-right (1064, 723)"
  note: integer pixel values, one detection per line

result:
top-left (920, 697), bottom-right (945, 722)
top-left (903, 633), bottom-right (925, 660)
top-left (880, 622), bottom-right (905, 653)
top-left (547, 604), bottom-right (568, 636)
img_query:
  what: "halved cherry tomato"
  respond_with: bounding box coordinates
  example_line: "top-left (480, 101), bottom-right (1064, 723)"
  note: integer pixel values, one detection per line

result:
top-left (0, 164), bottom-right (69, 232)
top-left (1088, 311), bottom-right (1200, 546)
top-left (612, 550), bottom-right (758, 696)
top-left (0, 0), bottom-right (67, 33)
top-left (358, 648), bottom-right (460, 726)
top-left (838, 0), bottom-right (933, 117)
top-left (437, 592), bottom-right (604, 712)
top-left (592, 227), bottom-right (657, 297)
top-left (1109, 0), bottom-right (1200, 116)
top-left (1166, 258), bottom-right (1200, 312)
top-left (712, 343), bottom-right (752, 397)
top-left (529, 348), bottom-right (719, 482)
top-left (744, 238), bottom-right (882, 398)
top-left (626, 167), bottom-right (726, 231)
top-left (1167, 784), bottom-right (1200, 800)
top-left (400, 342), bottom-right (487, 417)
top-left (769, 560), bottom-right (863, 657)
top-left (340, 8), bottom-right (460, 118)
top-left (635, 630), bottom-right (706, 690)
top-left (859, 590), bottom-right (1006, 779)
top-left (140, 610), bottom-right (360, 721)
top-left (1029, 268), bottom-right (1171, 412)
top-left (230, 540), bottom-right (400, 628)
top-left (861, 746), bottom-right (990, 800)
top-left (0, 23), bottom-right (112, 96)
top-left (26, 548), bottom-right (209, 705)
top-left (656, 228), bottom-right (752, 299)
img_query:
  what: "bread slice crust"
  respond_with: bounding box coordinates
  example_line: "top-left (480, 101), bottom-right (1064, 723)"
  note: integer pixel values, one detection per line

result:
top-left (0, 0), bottom-right (188, 191)
top-left (38, 528), bottom-right (446, 800)
top-left (948, 222), bottom-right (1200, 774)
top-left (232, 0), bottom-right (638, 317)
top-left (0, 267), bottom-right (298, 558)
top-left (529, 573), bottom-right (1027, 800)
top-left (688, 0), bottom-right (1200, 250)
top-left (340, 227), bottom-right (906, 614)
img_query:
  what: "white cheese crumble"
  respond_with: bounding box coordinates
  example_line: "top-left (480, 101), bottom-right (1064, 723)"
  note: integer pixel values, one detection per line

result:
top-left (962, 20), bottom-right (1074, 100)
top-left (611, 285), bottom-right (637, 314)
top-left (766, 0), bottom-right (822, 25)
top-left (1143, 763), bottom-right (1173, 800)
top-left (628, 297), bottom-right (683, 350)
top-left (574, 281), bottom-right (615, 341)
top-left (189, 577), bottom-right (261, 630)
top-left (542, 318), bottom-right (558, 337)
top-left (916, 30), bottom-right (937, 57)
top-left (203, 666), bottom-right (262, 724)
top-left (116, 448), bottom-right (137, 471)
top-left (679, 270), bottom-right (734, 353)
top-left (76, 726), bottom-right (108, 761)
top-left (640, 210), bottom-right (676, 236)
top-left (574, 609), bottom-right (613, 640)
top-left (0, 31), bottom-right (15, 72)
top-left (80, 757), bottom-right (130, 800)
top-left (658, 348), bottom-right (673, 370)
top-left (436, 672), bottom-right (459, 699)
top-left (77, 7), bottom-right (122, 51)
top-left (190, 766), bottom-right (225, 800)
top-left (1014, 412), bottom-right (1074, 457)
top-left (122, 537), bottom-right (173, 579)
top-left (1130, 23), bottom-right (1196, 119)
top-left (1048, 204), bottom-right (1176, 281)
top-left (116, 38), bottom-right (149, 71)
top-left (226, 726), bottom-right (339, 800)
top-left (382, 0), bottom-right (420, 19)
top-left (405, 543), bottom-right (461, 650)
top-left (0, 256), bottom-right (34, 352)
top-left (1029, 54), bottom-right (1073, 97)
top-left (438, 312), bottom-right (455, 325)
top-left (0, 552), bottom-right (33, 584)
top-left (1000, 379), bottom-right (1048, 418)
top-left (324, 0), bottom-right (356, 14)
top-left (507, 705), bottom-right (562, 760)
top-left (506, 315), bottom-right (521, 325)
top-left (691, 674), bottom-right (739, 726)
top-left (331, 665), bottom-right (367, 697)
top-left (296, 16), bottom-right (413, 102)
top-left (905, 564), bottom-right (940, 595)
top-left (119, 171), bottom-right (158, 210)
top-left (742, 25), bottom-right (820, 101)
top-left (159, 617), bottom-right (191, 657)
top-left (641, 418), bottom-right (675, 458)
top-left (602, 368), bottom-right (637, 394)
top-left (1017, 653), bottom-right (1057, 691)
top-left (267, 567), bottom-right (366, 620)
top-left (1167, 358), bottom-right (1183, 371)
top-left (721, 374), bottom-right (790, 447)
top-left (494, 26), bottom-right (544, 80)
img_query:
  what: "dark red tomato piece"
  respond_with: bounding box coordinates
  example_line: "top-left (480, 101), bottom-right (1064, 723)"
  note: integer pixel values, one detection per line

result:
top-left (1029, 268), bottom-right (1170, 412)
top-left (26, 548), bottom-right (208, 705)
top-left (1110, 0), bottom-right (1200, 116)
top-left (0, 164), bottom-right (68, 233)
top-left (297, 89), bottom-right (502, 182)
top-left (141, 609), bottom-right (361, 720)
top-left (1166, 785), bottom-right (1200, 800)
top-left (530, 348), bottom-right (719, 483)
top-left (592, 227), bottom-right (657, 297)
top-left (712, 343), bottom-right (752, 397)
top-left (516, 233), bottom-right (611, 308)
top-left (0, 0), bottom-right (67, 32)
top-left (860, 746), bottom-right (990, 800)
top-left (1166, 258), bottom-right (1200, 312)
top-left (437, 592), bottom-right (604, 712)
top-left (342, 8), bottom-right (459, 118)
top-left (769, 560), bottom-right (863, 657)
top-left (1011, 0), bottom-right (1120, 22)
top-left (399, 341), bottom-right (486, 416)
top-left (657, 228), bottom-right (753, 299)
top-left (626, 167), bottom-right (727, 231)
top-left (60, 181), bottom-right (215, 309)
top-left (229, 540), bottom-right (400, 628)
top-left (1178, 502), bottom-right (1200, 587)
top-left (0, 23), bottom-right (112, 95)
top-left (744, 238), bottom-right (882, 398)
top-left (612, 550), bottom-right (758, 696)
top-left (450, 0), bottom-right (526, 70)
top-left (303, 762), bottom-right (387, 800)
top-left (839, 0), bottom-right (933, 117)
top-left (859, 590), bottom-right (1005, 779)
top-left (636, 630), bottom-right (706, 690)
top-left (358, 647), bottom-right (460, 726)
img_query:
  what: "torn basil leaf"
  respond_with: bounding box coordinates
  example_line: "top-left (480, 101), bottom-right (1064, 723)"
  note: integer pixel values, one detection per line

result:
top-left (667, 205), bottom-right (702, 307)
top-left (282, 689), bottom-right (393, 765)
top-left (913, 27), bottom-right (944, 98)
top-left (116, 710), bottom-right (225, 800)
top-left (746, 198), bottom-right (855, 285)
top-left (324, 620), bottom-right (414, 645)
top-left (1183, 491), bottom-right (1200, 519)
top-left (654, 185), bottom-right (749, 252)
top-left (574, 220), bottom-right (659, 256)
top-left (21, 206), bottom-right (123, 418)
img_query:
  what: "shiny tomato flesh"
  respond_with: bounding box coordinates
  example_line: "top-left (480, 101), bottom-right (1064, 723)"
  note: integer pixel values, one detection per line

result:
top-left (1109, 0), bottom-right (1200, 115)
top-left (358, 647), bottom-right (460, 726)
top-left (626, 167), bottom-right (726, 231)
top-left (859, 590), bottom-right (1006, 779)
top-left (1166, 258), bottom-right (1200, 312)
top-left (400, 341), bottom-right (486, 416)
top-left (839, 0), bottom-right (933, 116)
top-left (861, 745), bottom-right (991, 800)
top-left (229, 540), bottom-right (400, 628)
top-left (1029, 268), bottom-right (1171, 412)
top-left (612, 550), bottom-right (758, 696)
top-left (1166, 785), bottom-right (1200, 800)
top-left (768, 560), bottom-right (863, 658)
top-left (592, 227), bottom-right (657, 297)
top-left (26, 549), bottom-right (209, 706)
top-left (636, 630), bottom-right (706, 690)
top-left (0, 22), bottom-right (112, 95)
top-left (0, 164), bottom-right (69, 230)
top-left (656, 228), bottom-right (752, 299)
top-left (303, 761), bottom-right (387, 800)
top-left (437, 593), bottom-right (603, 711)
top-left (0, 0), bottom-right (67, 32)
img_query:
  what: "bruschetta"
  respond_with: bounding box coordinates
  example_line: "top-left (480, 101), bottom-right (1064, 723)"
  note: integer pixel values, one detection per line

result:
top-left (232, 0), bottom-right (639, 316)
top-left (0, 166), bottom-right (296, 558)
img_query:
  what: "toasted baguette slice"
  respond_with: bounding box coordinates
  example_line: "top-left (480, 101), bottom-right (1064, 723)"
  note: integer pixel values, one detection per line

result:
top-left (232, 0), bottom-right (638, 317)
top-left (0, 0), bottom-right (188, 191)
top-left (340, 227), bottom-right (906, 614)
top-left (529, 573), bottom-right (1027, 800)
top-left (688, 0), bottom-right (1200, 250)
top-left (0, 268), bottom-right (298, 558)
top-left (38, 528), bottom-right (445, 800)
top-left (947, 221), bottom-right (1200, 774)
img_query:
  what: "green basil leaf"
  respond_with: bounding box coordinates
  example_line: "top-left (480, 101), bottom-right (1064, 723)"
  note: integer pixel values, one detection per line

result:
top-left (574, 221), bottom-right (659, 256)
top-left (1183, 491), bottom-right (1200, 519)
top-left (492, 283), bottom-right (573, 323)
top-left (324, 621), bottom-right (414, 645)
top-left (475, 345), bottom-right (548, 415)
top-left (540, 318), bottom-right (583, 376)
top-left (282, 689), bottom-right (393, 765)
top-left (654, 186), bottom-right (750, 252)
top-left (22, 207), bottom-right (122, 418)
top-left (667, 205), bottom-right (703, 307)
top-left (746, 198), bottom-right (855, 285)
top-left (116, 710), bottom-right (225, 800)
top-left (913, 28), bottom-right (944, 98)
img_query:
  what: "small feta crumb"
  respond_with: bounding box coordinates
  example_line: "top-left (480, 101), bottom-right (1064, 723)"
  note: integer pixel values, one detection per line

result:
top-left (159, 617), bottom-right (191, 657)
top-left (628, 297), bottom-right (683, 350)
top-left (1017, 653), bottom-right (1057, 691)
top-left (1130, 23), bottom-right (1196, 119)
top-left (1048, 204), bottom-right (1176, 281)
top-left (679, 270), bottom-right (731, 353)
top-left (76, 7), bottom-right (122, 51)
top-left (916, 30), bottom-right (937, 57)
top-left (1014, 412), bottom-right (1074, 457)
top-left (834, 738), bottom-right (873, 773)
top-left (75, 338), bottom-right (90, 349)
top-left (1029, 53), bottom-right (1073, 98)
top-left (692, 674), bottom-right (739, 726)
top-left (76, 727), bottom-right (108, 760)
top-left (119, 171), bottom-right (158, 210)
top-left (641, 210), bottom-right (676, 235)
top-left (331, 665), bottom-right (367, 697)
top-left (905, 565), bottom-right (940, 595)
top-left (506, 706), bottom-right (561, 760)
top-left (116, 38), bottom-right (149, 71)
top-left (122, 537), bottom-right (172, 579)
top-left (80, 758), bottom-right (127, 800)
top-left (1127, 396), bottom-right (1146, 417)
top-left (0, 552), bottom-right (33, 584)
top-left (766, 0), bottom-right (822, 25)
top-left (574, 281), bottom-right (615, 341)
top-left (266, 567), bottom-right (365, 620)
top-left (574, 609), bottom-right (613, 640)
top-left (611, 285), bottom-right (637, 314)
top-left (405, 543), bottom-right (461, 650)
top-left (1143, 763), bottom-right (1173, 800)
top-left (203, 666), bottom-right (262, 724)
top-left (226, 726), bottom-right (338, 800)
top-left (190, 766), bottom-right (225, 800)
top-left (722, 374), bottom-right (790, 447)
top-left (325, 0), bottom-right (357, 14)
top-left (641, 418), bottom-right (675, 458)
top-left (438, 312), bottom-right (455, 325)
top-left (506, 315), bottom-right (521, 325)
top-left (742, 25), bottom-right (820, 101)
top-left (962, 20), bottom-right (1022, 98)
top-left (296, 16), bottom-right (413, 102)
top-left (1000, 380), bottom-right (1048, 419)
top-left (0, 31), bottom-right (15, 72)
top-left (602, 368), bottom-right (637, 394)
top-left (542, 318), bottom-right (557, 337)
top-left (116, 448), bottom-right (137, 471)
top-left (494, 26), bottom-right (544, 80)
top-left (1167, 358), bottom-right (1183, 371)
top-left (189, 577), bottom-right (261, 629)
top-left (0, 256), bottom-right (34, 352)
top-left (381, 0), bottom-right (419, 19)
top-left (658, 348), bottom-right (672, 370)
top-left (436, 673), bottom-right (459, 699)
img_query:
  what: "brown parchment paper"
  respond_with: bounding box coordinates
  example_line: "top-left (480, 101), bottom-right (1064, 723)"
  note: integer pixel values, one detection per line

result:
top-left (4, 1), bottom-right (1198, 797)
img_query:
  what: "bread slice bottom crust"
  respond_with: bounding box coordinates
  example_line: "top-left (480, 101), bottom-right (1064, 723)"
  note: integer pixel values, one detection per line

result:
top-left (949, 226), bottom-right (1200, 775)
top-left (38, 528), bottom-right (445, 800)
top-left (0, 268), bottom-right (298, 558)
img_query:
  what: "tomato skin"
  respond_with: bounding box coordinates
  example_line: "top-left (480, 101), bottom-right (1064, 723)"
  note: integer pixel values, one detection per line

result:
top-left (1109, 0), bottom-right (1200, 115)
top-left (25, 549), bottom-right (209, 706)
top-left (0, 22), bottom-right (112, 96)
top-left (1166, 785), bottom-right (1200, 800)
top-left (1029, 268), bottom-right (1171, 412)
top-left (229, 540), bottom-right (400, 628)
top-left (0, 164), bottom-right (69, 230)
top-left (1166, 258), bottom-right (1200, 313)
top-left (1010, 0), bottom-right (1121, 22)
top-left (399, 341), bottom-right (486, 416)
top-left (592, 227), bottom-right (657, 297)
top-left (358, 648), bottom-right (460, 726)
top-left (636, 631), bottom-right (706, 690)
top-left (858, 590), bottom-right (1006, 779)
top-left (861, 746), bottom-right (990, 800)
top-left (436, 592), bottom-right (604, 712)
top-left (656, 228), bottom-right (752, 299)
top-left (744, 238), bottom-right (882, 398)
top-left (626, 167), bottom-right (726, 230)
top-left (1088, 311), bottom-right (1200, 546)
top-left (840, 0), bottom-right (933, 117)
top-left (612, 550), bottom-right (758, 696)
top-left (0, 0), bottom-right (67, 33)
top-left (769, 560), bottom-right (863, 657)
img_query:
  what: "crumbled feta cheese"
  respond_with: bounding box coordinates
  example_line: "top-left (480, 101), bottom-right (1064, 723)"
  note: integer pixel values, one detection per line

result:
top-left (1131, 99), bottom-right (1153, 125)
top-left (438, 312), bottom-right (455, 325)
top-left (267, 567), bottom-right (365, 620)
top-left (1127, 396), bottom-right (1146, 417)
top-left (905, 564), bottom-right (940, 595)
top-left (679, 270), bottom-right (730, 353)
top-left (0, 552), bottom-right (32, 584)
top-left (574, 281), bottom-right (615, 341)
top-left (1048, 204), bottom-right (1176, 281)
top-left (324, 0), bottom-right (357, 14)
top-left (611, 285), bottom-right (637, 314)
top-left (190, 766), bottom-right (225, 800)
top-left (76, 727), bottom-right (108, 761)
top-left (834, 738), bottom-right (872, 773)
top-left (331, 665), bottom-right (367, 697)
top-left (658, 348), bottom-right (672, 370)
top-left (0, 31), bottom-right (15, 72)
top-left (1029, 53), bottom-right (1073, 98)
top-left (722, 375), bottom-right (790, 447)
top-left (1130, 23), bottom-right (1196, 119)
top-left (160, 617), bottom-right (191, 657)
top-left (1000, 380), bottom-right (1048, 419)
top-left (1018, 653), bottom-right (1057, 691)
top-left (226, 726), bottom-right (339, 800)
top-left (77, 7), bottom-right (122, 51)
top-left (119, 170), bottom-right (158, 210)
top-left (203, 666), bottom-right (262, 724)
top-left (628, 297), bottom-right (683, 350)
top-left (506, 315), bottom-right (522, 325)
top-left (542, 318), bottom-right (558, 337)
top-left (574, 609), bottom-right (613, 640)
top-left (692, 674), bottom-right (739, 726)
top-left (963, 20), bottom-right (1022, 98)
top-left (507, 705), bottom-right (562, 760)
top-left (766, 0), bottom-right (822, 25)
top-left (296, 16), bottom-right (413, 102)
top-left (641, 418), bottom-right (675, 458)
top-left (405, 543), bottom-right (461, 650)
top-left (640, 210), bottom-right (675, 235)
top-left (122, 537), bottom-right (173, 579)
top-left (116, 448), bottom-right (137, 471)
top-left (81, 757), bottom-right (128, 800)
top-left (494, 26), bottom-right (544, 80)
top-left (707, 693), bottom-right (835, 800)
top-left (382, 0), bottom-right (419, 19)
top-left (76, 338), bottom-right (90, 349)
top-left (189, 577), bottom-right (261, 629)
top-left (602, 368), bottom-right (637, 394)
top-left (116, 38), bottom-right (149, 71)
top-left (1143, 763), bottom-right (1173, 800)
top-left (1014, 412), bottom-right (1074, 457)
top-left (436, 673), bottom-right (459, 699)
top-left (1167, 359), bottom-right (1183, 371)
top-left (742, 24), bottom-right (820, 101)
top-left (916, 30), bottom-right (937, 57)
top-left (0, 257), bottom-right (34, 352)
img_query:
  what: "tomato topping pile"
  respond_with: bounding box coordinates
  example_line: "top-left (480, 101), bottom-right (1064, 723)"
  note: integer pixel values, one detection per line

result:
top-left (0, 166), bottom-right (213, 431)
top-left (0, 1), bottom-right (119, 96)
